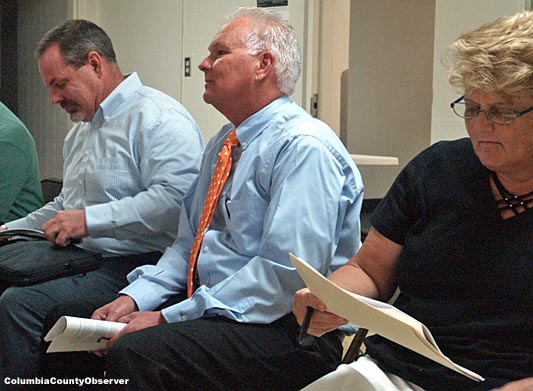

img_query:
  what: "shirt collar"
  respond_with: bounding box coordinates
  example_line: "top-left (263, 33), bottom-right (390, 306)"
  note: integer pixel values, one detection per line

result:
top-left (91, 72), bottom-right (142, 127)
top-left (234, 95), bottom-right (291, 149)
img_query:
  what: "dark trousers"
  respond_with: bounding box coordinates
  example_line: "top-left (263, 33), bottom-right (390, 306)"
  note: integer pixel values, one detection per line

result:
top-left (41, 297), bottom-right (343, 391)
top-left (0, 252), bottom-right (161, 391)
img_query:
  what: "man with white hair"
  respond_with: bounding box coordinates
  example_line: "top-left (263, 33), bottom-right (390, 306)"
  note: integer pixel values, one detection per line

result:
top-left (43, 8), bottom-right (364, 390)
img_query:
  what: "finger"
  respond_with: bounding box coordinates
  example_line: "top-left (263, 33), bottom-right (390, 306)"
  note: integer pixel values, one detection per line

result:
top-left (307, 311), bottom-right (348, 336)
top-left (54, 232), bottom-right (71, 247)
top-left (41, 219), bottom-right (55, 231)
top-left (91, 309), bottom-right (107, 321)
top-left (90, 349), bottom-right (108, 357)
top-left (107, 325), bottom-right (129, 349)
top-left (42, 222), bottom-right (61, 243)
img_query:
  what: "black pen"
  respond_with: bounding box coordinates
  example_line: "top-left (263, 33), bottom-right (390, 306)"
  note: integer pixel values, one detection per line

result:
top-left (298, 307), bottom-right (314, 344)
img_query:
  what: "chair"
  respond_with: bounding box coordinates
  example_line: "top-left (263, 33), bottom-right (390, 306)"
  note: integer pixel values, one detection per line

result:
top-left (40, 178), bottom-right (63, 203)
top-left (342, 328), bottom-right (368, 363)
top-left (341, 287), bottom-right (401, 363)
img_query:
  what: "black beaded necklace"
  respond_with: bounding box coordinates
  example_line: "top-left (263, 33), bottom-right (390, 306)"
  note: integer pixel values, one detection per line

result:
top-left (490, 171), bottom-right (533, 215)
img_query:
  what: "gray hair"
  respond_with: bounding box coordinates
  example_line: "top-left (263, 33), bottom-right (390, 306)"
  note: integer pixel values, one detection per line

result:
top-left (35, 19), bottom-right (117, 68)
top-left (225, 7), bottom-right (302, 95)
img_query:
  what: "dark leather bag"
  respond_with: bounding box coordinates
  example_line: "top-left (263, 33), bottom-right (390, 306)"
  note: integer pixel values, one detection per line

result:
top-left (0, 239), bottom-right (102, 288)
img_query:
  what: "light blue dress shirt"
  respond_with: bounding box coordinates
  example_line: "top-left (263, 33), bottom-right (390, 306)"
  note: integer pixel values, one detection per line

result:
top-left (7, 73), bottom-right (204, 256)
top-left (122, 96), bottom-right (364, 323)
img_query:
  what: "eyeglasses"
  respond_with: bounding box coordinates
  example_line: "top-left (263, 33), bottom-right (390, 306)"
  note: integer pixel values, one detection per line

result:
top-left (450, 95), bottom-right (533, 125)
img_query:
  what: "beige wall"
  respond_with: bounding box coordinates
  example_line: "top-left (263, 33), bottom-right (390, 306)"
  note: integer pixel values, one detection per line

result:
top-left (347, 0), bottom-right (435, 199)
top-left (315, 0), bottom-right (351, 135)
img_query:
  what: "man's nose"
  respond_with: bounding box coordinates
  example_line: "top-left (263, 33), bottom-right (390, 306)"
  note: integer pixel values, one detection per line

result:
top-left (50, 89), bottom-right (63, 105)
top-left (199, 57), bottom-right (211, 72)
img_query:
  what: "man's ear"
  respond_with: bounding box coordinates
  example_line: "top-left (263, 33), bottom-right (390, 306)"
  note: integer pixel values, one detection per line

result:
top-left (87, 51), bottom-right (103, 77)
top-left (256, 51), bottom-right (275, 81)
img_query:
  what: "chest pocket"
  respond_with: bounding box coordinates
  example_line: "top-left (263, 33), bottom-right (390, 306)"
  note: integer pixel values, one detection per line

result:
top-left (224, 197), bottom-right (267, 255)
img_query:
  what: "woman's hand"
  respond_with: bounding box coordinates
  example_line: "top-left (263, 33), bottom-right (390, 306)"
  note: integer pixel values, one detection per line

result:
top-left (293, 288), bottom-right (348, 337)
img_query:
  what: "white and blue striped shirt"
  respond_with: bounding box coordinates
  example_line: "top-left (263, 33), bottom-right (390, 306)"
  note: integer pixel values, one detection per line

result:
top-left (8, 73), bottom-right (204, 256)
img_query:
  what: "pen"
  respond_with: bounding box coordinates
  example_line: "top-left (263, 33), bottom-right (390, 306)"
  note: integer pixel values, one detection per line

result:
top-left (298, 307), bottom-right (314, 344)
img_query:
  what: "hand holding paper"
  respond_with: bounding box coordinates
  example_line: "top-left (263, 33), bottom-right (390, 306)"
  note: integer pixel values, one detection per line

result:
top-left (289, 253), bottom-right (484, 382)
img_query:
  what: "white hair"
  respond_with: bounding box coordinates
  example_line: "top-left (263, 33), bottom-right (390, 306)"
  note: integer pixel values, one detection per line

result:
top-left (225, 7), bottom-right (302, 95)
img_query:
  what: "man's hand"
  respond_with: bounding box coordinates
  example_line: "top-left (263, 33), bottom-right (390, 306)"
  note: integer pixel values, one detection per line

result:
top-left (106, 311), bottom-right (166, 349)
top-left (92, 295), bottom-right (139, 323)
top-left (492, 378), bottom-right (533, 391)
top-left (91, 295), bottom-right (139, 357)
top-left (42, 210), bottom-right (88, 246)
top-left (293, 288), bottom-right (348, 337)
top-left (90, 296), bottom-right (166, 356)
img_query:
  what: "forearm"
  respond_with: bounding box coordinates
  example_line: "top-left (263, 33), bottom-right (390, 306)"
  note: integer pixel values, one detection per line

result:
top-left (6, 199), bottom-right (64, 230)
top-left (84, 184), bottom-right (182, 238)
top-left (329, 228), bottom-right (401, 302)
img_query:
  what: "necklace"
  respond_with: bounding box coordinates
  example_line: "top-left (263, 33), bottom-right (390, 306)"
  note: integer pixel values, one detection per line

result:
top-left (490, 171), bottom-right (533, 215)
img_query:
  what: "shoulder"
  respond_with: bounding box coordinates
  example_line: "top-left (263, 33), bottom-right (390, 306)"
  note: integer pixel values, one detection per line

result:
top-left (116, 75), bottom-right (197, 129)
top-left (405, 138), bottom-right (477, 175)
top-left (133, 86), bottom-right (196, 122)
top-left (0, 117), bottom-right (36, 156)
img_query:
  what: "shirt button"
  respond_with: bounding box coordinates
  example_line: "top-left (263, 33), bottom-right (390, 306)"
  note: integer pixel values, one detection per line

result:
top-left (203, 246), bottom-right (209, 252)
top-left (181, 314), bottom-right (187, 321)
top-left (78, 180), bottom-right (83, 185)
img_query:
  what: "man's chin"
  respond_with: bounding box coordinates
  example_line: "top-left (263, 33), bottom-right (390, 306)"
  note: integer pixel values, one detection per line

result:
top-left (202, 91), bottom-right (214, 104)
top-left (68, 112), bottom-right (84, 123)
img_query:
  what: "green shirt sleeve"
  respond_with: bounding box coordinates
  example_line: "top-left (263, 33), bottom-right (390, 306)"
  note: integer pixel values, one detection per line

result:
top-left (0, 142), bottom-right (32, 222)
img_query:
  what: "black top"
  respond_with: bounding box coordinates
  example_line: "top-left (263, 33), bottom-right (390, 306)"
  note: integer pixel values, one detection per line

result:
top-left (364, 138), bottom-right (532, 391)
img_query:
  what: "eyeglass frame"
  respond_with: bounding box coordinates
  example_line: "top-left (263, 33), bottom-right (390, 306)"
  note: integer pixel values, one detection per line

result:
top-left (450, 95), bottom-right (533, 125)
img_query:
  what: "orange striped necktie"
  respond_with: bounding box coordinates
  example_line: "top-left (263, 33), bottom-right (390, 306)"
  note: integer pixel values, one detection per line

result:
top-left (187, 129), bottom-right (239, 297)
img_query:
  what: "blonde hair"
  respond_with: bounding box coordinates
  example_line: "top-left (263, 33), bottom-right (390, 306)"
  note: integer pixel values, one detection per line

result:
top-left (448, 10), bottom-right (533, 96)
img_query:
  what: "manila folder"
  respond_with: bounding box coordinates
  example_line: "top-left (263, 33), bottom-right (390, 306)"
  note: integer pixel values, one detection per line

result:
top-left (289, 253), bottom-right (484, 382)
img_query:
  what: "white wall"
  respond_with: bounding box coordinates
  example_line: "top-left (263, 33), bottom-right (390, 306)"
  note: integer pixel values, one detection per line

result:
top-left (347, 0), bottom-right (529, 199)
top-left (316, 0), bottom-right (350, 136)
top-left (431, 0), bottom-right (527, 143)
top-left (16, 0), bottom-right (532, 184)
top-left (347, 0), bottom-right (435, 199)
top-left (88, 0), bottom-right (184, 101)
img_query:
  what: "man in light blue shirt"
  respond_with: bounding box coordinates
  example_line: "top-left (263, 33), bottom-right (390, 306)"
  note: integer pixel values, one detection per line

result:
top-left (42, 8), bottom-right (364, 390)
top-left (0, 20), bottom-right (203, 386)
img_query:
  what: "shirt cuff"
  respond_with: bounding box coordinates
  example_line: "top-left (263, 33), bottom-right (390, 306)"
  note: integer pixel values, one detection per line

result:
top-left (119, 277), bottom-right (171, 312)
top-left (161, 296), bottom-right (202, 323)
top-left (85, 203), bottom-right (114, 234)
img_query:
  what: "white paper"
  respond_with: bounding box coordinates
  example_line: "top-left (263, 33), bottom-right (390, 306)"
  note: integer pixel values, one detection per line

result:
top-left (45, 316), bottom-right (127, 353)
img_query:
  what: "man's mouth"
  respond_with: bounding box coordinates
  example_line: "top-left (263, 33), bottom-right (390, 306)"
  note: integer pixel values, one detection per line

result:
top-left (60, 101), bottom-right (78, 113)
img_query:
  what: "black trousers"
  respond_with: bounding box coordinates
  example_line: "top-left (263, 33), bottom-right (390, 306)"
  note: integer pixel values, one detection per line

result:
top-left (41, 296), bottom-right (343, 391)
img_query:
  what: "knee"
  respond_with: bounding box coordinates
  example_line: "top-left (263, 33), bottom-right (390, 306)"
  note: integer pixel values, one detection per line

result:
top-left (107, 332), bottom-right (138, 362)
top-left (0, 286), bottom-right (25, 316)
